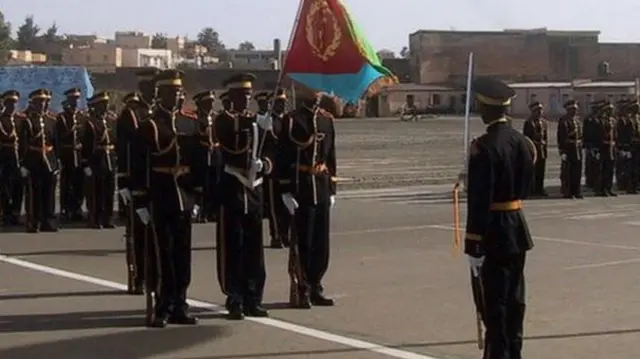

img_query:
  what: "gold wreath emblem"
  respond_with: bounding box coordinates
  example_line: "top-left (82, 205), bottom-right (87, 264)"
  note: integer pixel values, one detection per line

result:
top-left (305, 0), bottom-right (341, 62)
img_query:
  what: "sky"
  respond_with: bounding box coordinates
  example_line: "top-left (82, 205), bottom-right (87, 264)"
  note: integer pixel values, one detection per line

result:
top-left (4, 0), bottom-right (640, 53)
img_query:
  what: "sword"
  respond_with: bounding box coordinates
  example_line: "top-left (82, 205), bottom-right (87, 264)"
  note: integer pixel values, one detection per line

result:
top-left (248, 122), bottom-right (259, 186)
top-left (470, 270), bottom-right (485, 350)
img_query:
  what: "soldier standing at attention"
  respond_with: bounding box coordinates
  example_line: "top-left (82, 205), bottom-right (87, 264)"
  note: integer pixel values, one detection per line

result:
top-left (192, 90), bottom-right (220, 223)
top-left (254, 90), bottom-right (283, 248)
top-left (0, 91), bottom-right (23, 226)
top-left (522, 102), bottom-right (548, 196)
top-left (615, 100), bottom-right (634, 193)
top-left (557, 100), bottom-right (584, 199)
top-left (628, 100), bottom-right (640, 193)
top-left (595, 101), bottom-right (618, 197)
top-left (82, 92), bottom-right (117, 229)
top-left (464, 77), bottom-right (535, 359)
top-left (265, 89), bottom-right (293, 248)
top-left (276, 91), bottom-right (338, 308)
top-left (213, 73), bottom-right (275, 320)
top-left (56, 88), bottom-right (85, 222)
top-left (116, 70), bottom-right (157, 294)
top-left (583, 101), bottom-right (601, 189)
top-left (131, 69), bottom-right (202, 328)
top-left (19, 89), bottom-right (59, 233)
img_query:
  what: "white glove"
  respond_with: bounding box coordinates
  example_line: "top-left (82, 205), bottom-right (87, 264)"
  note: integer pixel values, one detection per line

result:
top-left (595, 153), bottom-right (600, 160)
top-left (84, 167), bottom-right (92, 177)
top-left (560, 154), bottom-right (567, 161)
top-left (330, 195), bottom-right (336, 208)
top-left (468, 255), bottom-right (485, 277)
top-left (281, 193), bottom-right (299, 215)
top-left (192, 204), bottom-right (200, 218)
top-left (118, 188), bottom-right (132, 205)
top-left (252, 158), bottom-right (264, 173)
top-left (628, 151), bottom-right (633, 159)
top-left (20, 167), bottom-right (29, 178)
top-left (256, 114), bottom-right (273, 131)
top-left (135, 207), bottom-right (151, 225)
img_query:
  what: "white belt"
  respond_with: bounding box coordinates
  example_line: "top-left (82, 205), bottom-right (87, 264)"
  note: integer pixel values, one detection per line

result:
top-left (224, 165), bottom-right (263, 189)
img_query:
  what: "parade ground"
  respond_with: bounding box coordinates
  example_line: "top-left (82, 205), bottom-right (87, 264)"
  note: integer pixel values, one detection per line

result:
top-left (1, 117), bottom-right (638, 359)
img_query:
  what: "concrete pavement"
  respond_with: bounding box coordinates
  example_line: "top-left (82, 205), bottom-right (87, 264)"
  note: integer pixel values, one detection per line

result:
top-left (2, 186), bottom-right (640, 358)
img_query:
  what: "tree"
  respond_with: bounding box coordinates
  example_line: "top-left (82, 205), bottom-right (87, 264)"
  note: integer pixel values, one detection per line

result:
top-left (0, 11), bottom-right (12, 64)
top-left (16, 15), bottom-right (40, 50)
top-left (151, 33), bottom-right (168, 49)
top-left (197, 27), bottom-right (224, 53)
top-left (238, 41), bottom-right (255, 51)
top-left (399, 46), bottom-right (410, 59)
top-left (41, 23), bottom-right (61, 44)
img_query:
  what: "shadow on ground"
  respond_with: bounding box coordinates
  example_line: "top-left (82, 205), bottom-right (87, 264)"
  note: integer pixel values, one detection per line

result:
top-left (0, 325), bottom-right (228, 359)
top-left (0, 308), bottom-right (225, 333)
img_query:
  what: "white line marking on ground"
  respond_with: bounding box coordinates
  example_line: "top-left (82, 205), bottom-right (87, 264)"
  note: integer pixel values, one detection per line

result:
top-left (0, 254), bottom-right (442, 359)
top-left (426, 224), bottom-right (640, 251)
top-left (564, 258), bottom-right (640, 270)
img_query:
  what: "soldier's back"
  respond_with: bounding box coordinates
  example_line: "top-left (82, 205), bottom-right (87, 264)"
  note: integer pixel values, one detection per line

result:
top-left (473, 122), bottom-right (534, 255)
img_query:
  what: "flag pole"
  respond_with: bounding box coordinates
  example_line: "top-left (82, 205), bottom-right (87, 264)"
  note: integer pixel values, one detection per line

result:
top-left (257, 0), bottom-right (305, 155)
top-left (463, 52), bottom-right (474, 165)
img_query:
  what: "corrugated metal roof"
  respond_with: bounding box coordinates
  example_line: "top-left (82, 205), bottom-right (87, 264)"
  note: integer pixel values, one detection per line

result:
top-left (509, 82), bottom-right (572, 88)
top-left (575, 81), bottom-right (635, 88)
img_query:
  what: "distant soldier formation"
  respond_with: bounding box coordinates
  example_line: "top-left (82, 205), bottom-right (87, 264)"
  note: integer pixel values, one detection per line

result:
top-left (523, 97), bottom-right (640, 198)
top-left (0, 69), bottom-right (338, 327)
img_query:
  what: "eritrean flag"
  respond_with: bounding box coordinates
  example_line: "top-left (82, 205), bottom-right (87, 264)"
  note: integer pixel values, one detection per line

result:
top-left (283, 0), bottom-right (397, 102)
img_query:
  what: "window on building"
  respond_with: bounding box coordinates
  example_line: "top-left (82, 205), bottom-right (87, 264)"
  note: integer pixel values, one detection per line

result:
top-left (406, 94), bottom-right (414, 106)
top-left (530, 93), bottom-right (537, 103)
top-left (562, 93), bottom-right (569, 104)
top-left (432, 94), bottom-right (441, 106)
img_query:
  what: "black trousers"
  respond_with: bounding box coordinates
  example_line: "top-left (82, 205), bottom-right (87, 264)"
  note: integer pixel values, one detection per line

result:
top-left (481, 253), bottom-right (527, 359)
top-left (584, 151), bottom-right (597, 188)
top-left (561, 159), bottom-right (582, 196)
top-left (149, 206), bottom-right (192, 315)
top-left (0, 165), bottom-right (21, 221)
top-left (632, 145), bottom-right (640, 190)
top-left (532, 157), bottom-right (546, 194)
top-left (599, 156), bottom-right (615, 193)
top-left (216, 206), bottom-right (266, 306)
top-left (59, 163), bottom-right (84, 216)
top-left (86, 167), bottom-right (115, 226)
top-left (265, 179), bottom-right (292, 242)
top-left (294, 200), bottom-right (331, 293)
top-left (25, 170), bottom-right (56, 230)
top-left (125, 197), bottom-right (149, 285)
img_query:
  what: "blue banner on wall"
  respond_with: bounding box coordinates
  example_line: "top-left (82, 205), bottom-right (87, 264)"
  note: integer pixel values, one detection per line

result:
top-left (0, 66), bottom-right (95, 112)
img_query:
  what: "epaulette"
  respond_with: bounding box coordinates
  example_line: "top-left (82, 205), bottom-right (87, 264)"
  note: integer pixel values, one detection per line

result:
top-left (179, 109), bottom-right (197, 119)
top-left (317, 108), bottom-right (334, 119)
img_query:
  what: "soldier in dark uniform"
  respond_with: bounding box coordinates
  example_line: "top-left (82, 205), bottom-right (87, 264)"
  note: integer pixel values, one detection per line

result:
top-left (192, 90), bottom-right (220, 223)
top-left (522, 102), bottom-right (548, 196)
top-left (263, 89), bottom-right (292, 248)
top-left (595, 101), bottom-right (617, 196)
top-left (628, 100), bottom-right (640, 193)
top-left (19, 89), bottom-right (59, 233)
top-left (82, 92), bottom-right (117, 228)
top-left (615, 100), bottom-right (635, 193)
top-left (56, 88), bottom-right (85, 221)
top-left (254, 90), bottom-right (283, 248)
top-left (131, 69), bottom-right (201, 328)
top-left (556, 100), bottom-right (583, 199)
top-left (116, 70), bottom-right (157, 295)
top-left (583, 101), bottom-right (602, 189)
top-left (464, 77), bottom-right (535, 359)
top-left (213, 73), bottom-right (275, 320)
top-left (0, 91), bottom-right (24, 226)
top-left (275, 90), bottom-right (338, 308)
